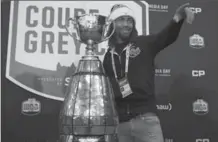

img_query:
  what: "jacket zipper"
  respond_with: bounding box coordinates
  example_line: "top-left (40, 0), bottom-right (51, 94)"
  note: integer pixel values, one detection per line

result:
top-left (118, 55), bottom-right (123, 77)
top-left (113, 48), bottom-right (126, 78)
top-left (114, 50), bottom-right (130, 115)
top-left (127, 104), bottom-right (130, 114)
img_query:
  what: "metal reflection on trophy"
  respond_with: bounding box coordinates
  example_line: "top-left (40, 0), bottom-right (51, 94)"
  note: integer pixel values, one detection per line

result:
top-left (59, 13), bottom-right (118, 142)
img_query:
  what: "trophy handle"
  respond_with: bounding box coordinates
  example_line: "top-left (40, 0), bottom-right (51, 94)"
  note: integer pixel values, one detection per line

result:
top-left (101, 20), bottom-right (115, 42)
top-left (65, 18), bottom-right (81, 41)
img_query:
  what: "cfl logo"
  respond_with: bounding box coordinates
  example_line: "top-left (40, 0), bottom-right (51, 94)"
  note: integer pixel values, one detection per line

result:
top-left (192, 70), bottom-right (205, 77)
top-left (196, 139), bottom-right (210, 142)
top-left (189, 7), bottom-right (202, 14)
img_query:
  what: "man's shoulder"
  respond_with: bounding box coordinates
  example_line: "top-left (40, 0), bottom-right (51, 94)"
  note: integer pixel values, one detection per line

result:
top-left (134, 34), bottom-right (155, 44)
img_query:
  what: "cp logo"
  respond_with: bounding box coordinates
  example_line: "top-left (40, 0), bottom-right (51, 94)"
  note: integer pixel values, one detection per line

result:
top-left (196, 139), bottom-right (210, 142)
top-left (189, 7), bottom-right (202, 14)
top-left (192, 70), bottom-right (205, 77)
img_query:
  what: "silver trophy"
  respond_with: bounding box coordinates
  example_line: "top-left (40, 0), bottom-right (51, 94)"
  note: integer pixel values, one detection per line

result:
top-left (59, 13), bottom-right (118, 142)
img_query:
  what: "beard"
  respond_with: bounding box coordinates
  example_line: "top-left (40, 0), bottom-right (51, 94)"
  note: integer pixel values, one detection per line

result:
top-left (118, 28), bottom-right (132, 41)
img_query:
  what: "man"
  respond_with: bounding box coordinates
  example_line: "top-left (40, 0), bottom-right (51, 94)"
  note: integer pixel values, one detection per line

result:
top-left (103, 3), bottom-right (194, 142)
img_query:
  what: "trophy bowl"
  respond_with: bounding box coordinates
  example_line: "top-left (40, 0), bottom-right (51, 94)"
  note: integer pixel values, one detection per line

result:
top-left (66, 13), bottom-right (114, 45)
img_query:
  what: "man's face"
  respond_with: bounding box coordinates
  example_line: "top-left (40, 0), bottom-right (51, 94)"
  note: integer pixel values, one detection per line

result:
top-left (114, 16), bottom-right (134, 41)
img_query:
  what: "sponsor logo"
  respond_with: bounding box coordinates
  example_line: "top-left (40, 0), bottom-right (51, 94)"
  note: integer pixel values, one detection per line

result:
top-left (192, 70), bottom-right (205, 77)
top-left (189, 34), bottom-right (205, 49)
top-left (156, 103), bottom-right (172, 111)
top-left (196, 139), bottom-right (210, 142)
top-left (155, 68), bottom-right (171, 77)
top-left (6, 1), bottom-right (149, 100)
top-left (193, 99), bottom-right (209, 115)
top-left (22, 98), bottom-right (41, 116)
top-left (149, 4), bottom-right (168, 12)
top-left (188, 7), bottom-right (202, 14)
top-left (165, 138), bottom-right (173, 142)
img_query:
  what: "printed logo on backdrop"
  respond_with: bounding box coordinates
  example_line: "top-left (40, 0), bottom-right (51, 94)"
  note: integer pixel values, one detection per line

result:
top-left (189, 34), bottom-right (205, 49)
top-left (165, 138), bottom-right (173, 142)
top-left (6, 1), bottom-right (149, 100)
top-left (188, 7), bottom-right (202, 14)
top-left (22, 98), bottom-right (41, 116)
top-left (155, 68), bottom-right (171, 77)
top-left (196, 138), bottom-right (210, 142)
top-left (192, 70), bottom-right (205, 77)
top-left (193, 99), bottom-right (209, 115)
top-left (149, 4), bottom-right (168, 12)
top-left (156, 103), bottom-right (172, 111)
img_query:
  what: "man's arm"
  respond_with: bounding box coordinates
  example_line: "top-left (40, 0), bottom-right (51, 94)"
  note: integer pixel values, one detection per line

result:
top-left (149, 3), bottom-right (194, 56)
top-left (150, 19), bottom-right (184, 55)
top-left (103, 51), bottom-right (112, 77)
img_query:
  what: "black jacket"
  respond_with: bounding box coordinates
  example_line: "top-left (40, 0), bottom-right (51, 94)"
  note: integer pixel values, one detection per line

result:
top-left (103, 19), bottom-right (184, 122)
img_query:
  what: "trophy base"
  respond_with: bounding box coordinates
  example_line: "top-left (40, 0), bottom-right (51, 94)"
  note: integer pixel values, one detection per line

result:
top-left (59, 134), bottom-right (117, 142)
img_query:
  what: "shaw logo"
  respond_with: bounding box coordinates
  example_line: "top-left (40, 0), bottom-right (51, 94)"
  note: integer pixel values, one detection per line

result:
top-left (165, 138), bottom-right (173, 142)
top-left (6, 1), bottom-right (149, 101)
top-left (193, 99), bottom-right (209, 115)
top-left (22, 98), bottom-right (41, 116)
top-left (188, 7), bottom-right (202, 14)
top-left (192, 70), bottom-right (205, 77)
top-left (189, 34), bottom-right (205, 49)
top-left (156, 103), bottom-right (172, 111)
top-left (196, 138), bottom-right (210, 142)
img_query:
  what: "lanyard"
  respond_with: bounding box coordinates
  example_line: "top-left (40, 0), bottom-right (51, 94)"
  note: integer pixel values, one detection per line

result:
top-left (111, 44), bottom-right (131, 81)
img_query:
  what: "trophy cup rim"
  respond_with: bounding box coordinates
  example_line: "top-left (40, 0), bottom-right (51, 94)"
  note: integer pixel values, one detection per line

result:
top-left (76, 13), bottom-right (107, 18)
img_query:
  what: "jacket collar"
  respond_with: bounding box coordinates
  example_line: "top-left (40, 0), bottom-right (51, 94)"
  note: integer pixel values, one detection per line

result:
top-left (109, 43), bottom-right (132, 56)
